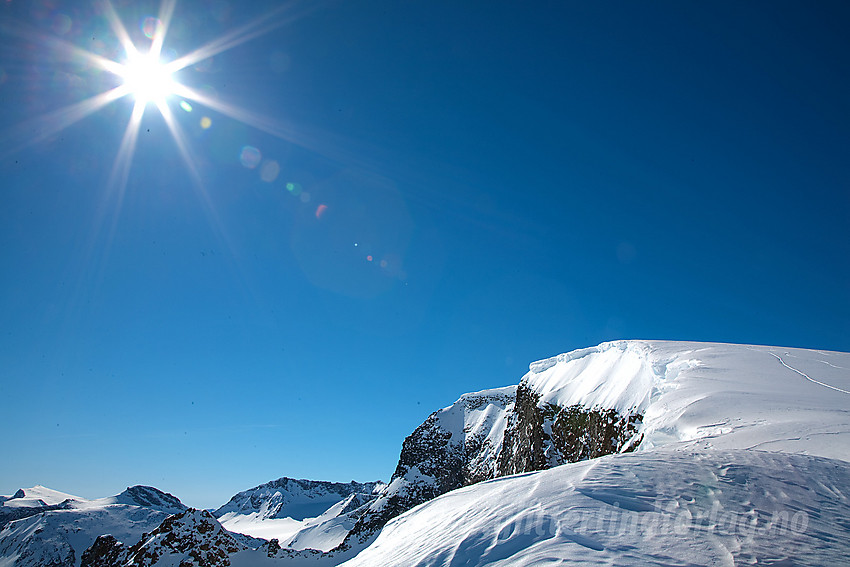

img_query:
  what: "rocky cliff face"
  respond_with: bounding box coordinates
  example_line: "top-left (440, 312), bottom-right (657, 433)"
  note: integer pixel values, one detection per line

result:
top-left (340, 381), bottom-right (641, 551)
top-left (342, 386), bottom-right (516, 547)
top-left (496, 383), bottom-right (642, 476)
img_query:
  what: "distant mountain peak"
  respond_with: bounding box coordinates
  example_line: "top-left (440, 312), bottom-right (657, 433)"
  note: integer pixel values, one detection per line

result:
top-left (2, 485), bottom-right (83, 508)
top-left (113, 485), bottom-right (185, 513)
top-left (215, 477), bottom-right (384, 521)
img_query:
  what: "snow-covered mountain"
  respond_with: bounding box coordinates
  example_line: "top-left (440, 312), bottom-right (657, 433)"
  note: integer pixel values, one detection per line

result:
top-left (0, 486), bottom-right (187, 567)
top-left (338, 340), bottom-right (850, 565)
top-left (4, 340), bottom-right (849, 566)
top-left (213, 478), bottom-right (384, 550)
top-left (0, 486), bottom-right (83, 508)
top-left (518, 340), bottom-right (850, 461)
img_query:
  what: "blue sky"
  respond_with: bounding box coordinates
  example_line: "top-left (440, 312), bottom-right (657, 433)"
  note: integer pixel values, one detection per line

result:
top-left (1, 0), bottom-right (848, 508)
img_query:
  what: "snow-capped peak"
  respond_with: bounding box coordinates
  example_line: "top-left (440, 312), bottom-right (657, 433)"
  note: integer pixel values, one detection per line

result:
top-left (1, 485), bottom-right (85, 508)
top-left (522, 340), bottom-right (850, 461)
top-left (71, 485), bottom-right (187, 514)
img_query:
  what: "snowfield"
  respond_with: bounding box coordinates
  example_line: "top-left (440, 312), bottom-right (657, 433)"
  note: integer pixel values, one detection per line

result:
top-left (340, 449), bottom-right (850, 566)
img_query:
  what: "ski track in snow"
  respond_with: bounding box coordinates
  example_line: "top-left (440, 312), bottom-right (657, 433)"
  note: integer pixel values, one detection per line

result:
top-left (768, 351), bottom-right (850, 395)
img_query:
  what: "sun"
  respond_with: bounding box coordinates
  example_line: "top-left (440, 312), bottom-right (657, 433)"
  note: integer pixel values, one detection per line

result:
top-left (2, 0), bottom-right (305, 193)
top-left (119, 51), bottom-right (177, 106)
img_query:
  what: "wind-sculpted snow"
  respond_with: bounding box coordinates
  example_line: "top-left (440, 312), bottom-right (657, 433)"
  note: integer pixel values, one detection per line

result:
top-left (523, 340), bottom-right (850, 461)
top-left (340, 449), bottom-right (850, 567)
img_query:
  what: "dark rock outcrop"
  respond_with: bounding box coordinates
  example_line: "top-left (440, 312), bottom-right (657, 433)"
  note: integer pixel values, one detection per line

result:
top-left (117, 486), bottom-right (186, 514)
top-left (81, 535), bottom-right (126, 567)
top-left (82, 509), bottom-right (244, 567)
top-left (344, 383), bottom-right (642, 551)
top-left (497, 384), bottom-right (642, 476)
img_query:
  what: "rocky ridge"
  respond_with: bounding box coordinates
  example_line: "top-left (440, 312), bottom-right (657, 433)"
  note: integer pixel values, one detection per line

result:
top-left (339, 378), bottom-right (641, 551)
top-left (81, 509), bottom-right (244, 567)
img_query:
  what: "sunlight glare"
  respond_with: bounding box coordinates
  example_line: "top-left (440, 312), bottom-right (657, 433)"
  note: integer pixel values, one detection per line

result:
top-left (120, 51), bottom-right (176, 105)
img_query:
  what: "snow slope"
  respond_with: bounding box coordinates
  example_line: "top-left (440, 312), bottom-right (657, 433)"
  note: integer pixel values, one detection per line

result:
top-left (340, 340), bottom-right (850, 566)
top-left (341, 449), bottom-right (850, 566)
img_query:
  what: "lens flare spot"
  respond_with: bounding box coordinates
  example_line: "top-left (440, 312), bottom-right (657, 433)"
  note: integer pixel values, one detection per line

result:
top-left (300, 191), bottom-right (311, 203)
top-left (142, 17), bottom-right (163, 40)
top-left (286, 182), bottom-right (302, 195)
top-left (315, 204), bottom-right (328, 219)
top-left (200, 116), bottom-right (212, 129)
top-left (180, 101), bottom-right (193, 112)
top-left (52, 14), bottom-right (72, 36)
top-left (367, 255), bottom-right (373, 262)
top-left (240, 145), bottom-right (261, 168)
top-left (260, 160), bottom-right (280, 182)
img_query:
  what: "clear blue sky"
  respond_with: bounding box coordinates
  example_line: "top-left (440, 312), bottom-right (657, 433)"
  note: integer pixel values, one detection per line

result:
top-left (1, 0), bottom-right (848, 509)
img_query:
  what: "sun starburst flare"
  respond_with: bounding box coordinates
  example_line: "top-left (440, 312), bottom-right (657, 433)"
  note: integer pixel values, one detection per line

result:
top-left (0, 0), bottom-right (308, 193)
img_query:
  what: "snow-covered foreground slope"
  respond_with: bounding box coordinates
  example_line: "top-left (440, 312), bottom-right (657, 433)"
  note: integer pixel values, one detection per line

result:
top-left (340, 448), bottom-right (850, 566)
